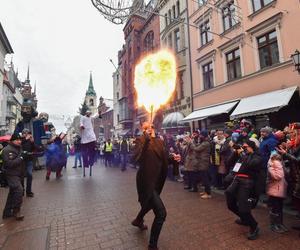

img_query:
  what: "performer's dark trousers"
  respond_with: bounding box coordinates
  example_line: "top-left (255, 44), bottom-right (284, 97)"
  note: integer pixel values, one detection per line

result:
top-left (3, 175), bottom-right (23, 215)
top-left (81, 141), bottom-right (96, 168)
top-left (136, 191), bottom-right (167, 248)
top-left (225, 177), bottom-right (257, 230)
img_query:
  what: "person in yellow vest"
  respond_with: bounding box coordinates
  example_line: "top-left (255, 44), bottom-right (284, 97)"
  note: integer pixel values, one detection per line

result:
top-left (104, 139), bottom-right (113, 167)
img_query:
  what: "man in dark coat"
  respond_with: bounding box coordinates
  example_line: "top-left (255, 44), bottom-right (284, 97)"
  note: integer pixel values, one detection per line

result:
top-left (131, 122), bottom-right (180, 250)
top-left (2, 133), bottom-right (26, 220)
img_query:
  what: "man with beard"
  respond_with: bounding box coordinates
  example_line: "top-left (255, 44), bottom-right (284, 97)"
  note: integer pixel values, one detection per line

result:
top-left (14, 100), bottom-right (45, 146)
top-left (131, 122), bottom-right (180, 250)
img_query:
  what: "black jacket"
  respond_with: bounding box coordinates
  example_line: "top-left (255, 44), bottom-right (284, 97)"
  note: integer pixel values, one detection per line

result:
top-left (2, 142), bottom-right (24, 177)
top-left (132, 134), bottom-right (169, 203)
top-left (227, 151), bottom-right (264, 198)
top-left (21, 138), bottom-right (35, 161)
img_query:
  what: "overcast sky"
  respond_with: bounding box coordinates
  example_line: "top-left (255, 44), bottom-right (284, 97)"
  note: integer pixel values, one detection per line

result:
top-left (0, 0), bottom-right (124, 122)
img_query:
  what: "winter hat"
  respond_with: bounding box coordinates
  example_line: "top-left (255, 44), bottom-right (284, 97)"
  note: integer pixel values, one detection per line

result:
top-left (249, 137), bottom-right (260, 148)
top-left (260, 126), bottom-right (273, 135)
top-left (10, 133), bottom-right (22, 141)
top-left (200, 130), bottom-right (208, 138)
top-left (244, 139), bottom-right (257, 151)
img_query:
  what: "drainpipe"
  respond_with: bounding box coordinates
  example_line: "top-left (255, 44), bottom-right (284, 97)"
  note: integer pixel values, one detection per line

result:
top-left (185, 0), bottom-right (194, 132)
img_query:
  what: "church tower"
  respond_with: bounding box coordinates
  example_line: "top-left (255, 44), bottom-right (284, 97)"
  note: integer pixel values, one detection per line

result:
top-left (85, 72), bottom-right (97, 115)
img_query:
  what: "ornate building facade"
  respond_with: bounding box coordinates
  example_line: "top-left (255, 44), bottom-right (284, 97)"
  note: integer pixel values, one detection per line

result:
top-left (116, 0), bottom-right (160, 136)
top-left (158, 0), bottom-right (192, 134)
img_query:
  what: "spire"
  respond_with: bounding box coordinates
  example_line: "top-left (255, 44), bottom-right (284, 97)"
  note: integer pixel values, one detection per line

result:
top-left (86, 71), bottom-right (96, 96)
top-left (26, 64), bottom-right (30, 84)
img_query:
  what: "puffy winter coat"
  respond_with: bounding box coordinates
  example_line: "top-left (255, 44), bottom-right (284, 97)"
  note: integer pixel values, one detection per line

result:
top-left (259, 134), bottom-right (278, 168)
top-left (185, 139), bottom-right (211, 172)
top-left (266, 159), bottom-right (287, 198)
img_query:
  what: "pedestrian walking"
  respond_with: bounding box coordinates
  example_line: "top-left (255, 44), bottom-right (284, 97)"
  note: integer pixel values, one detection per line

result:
top-left (131, 122), bottom-right (180, 250)
top-left (104, 139), bottom-right (113, 167)
top-left (2, 133), bottom-right (26, 220)
top-left (72, 135), bottom-right (82, 168)
top-left (80, 110), bottom-right (96, 177)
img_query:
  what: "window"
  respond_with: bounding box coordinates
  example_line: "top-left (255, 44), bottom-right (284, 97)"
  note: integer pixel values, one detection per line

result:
top-left (144, 31), bottom-right (154, 52)
top-left (200, 20), bottom-right (212, 46)
top-left (165, 14), bottom-right (168, 27)
top-left (178, 72), bottom-right (184, 99)
top-left (252, 0), bottom-right (274, 12)
top-left (257, 30), bottom-right (279, 69)
top-left (222, 0), bottom-right (237, 31)
top-left (198, 0), bottom-right (208, 6)
top-left (168, 34), bottom-right (172, 48)
top-left (174, 29), bottom-right (180, 52)
top-left (168, 9), bottom-right (172, 23)
top-left (172, 5), bottom-right (176, 19)
top-left (116, 92), bottom-right (119, 100)
top-left (176, 1), bottom-right (180, 18)
top-left (90, 99), bottom-right (94, 106)
top-left (226, 48), bottom-right (241, 81)
top-left (202, 62), bottom-right (214, 90)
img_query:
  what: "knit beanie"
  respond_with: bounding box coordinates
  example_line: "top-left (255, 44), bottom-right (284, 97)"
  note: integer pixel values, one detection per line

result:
top-left (260, 126), bottom-right (273, 135)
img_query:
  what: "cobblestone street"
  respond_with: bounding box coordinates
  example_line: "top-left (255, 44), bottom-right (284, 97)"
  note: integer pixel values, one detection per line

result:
top-left (0, 158), bottom-right (299, 250)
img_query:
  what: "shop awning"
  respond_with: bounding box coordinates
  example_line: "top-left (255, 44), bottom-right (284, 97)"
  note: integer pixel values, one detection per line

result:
top-left (182, 101), bottom-right (239, 122)
top-left (162, 112), bottom-right (189, 129)
top-left (230, 86), bottom-right (298, 119)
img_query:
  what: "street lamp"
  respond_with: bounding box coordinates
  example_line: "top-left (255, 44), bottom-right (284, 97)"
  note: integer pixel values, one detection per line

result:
top-left (291, 50), bottom-right (300, 74)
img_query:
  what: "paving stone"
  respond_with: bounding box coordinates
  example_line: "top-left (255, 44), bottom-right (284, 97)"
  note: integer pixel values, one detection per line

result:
top-left (0, 159), bottom-right (299, 249)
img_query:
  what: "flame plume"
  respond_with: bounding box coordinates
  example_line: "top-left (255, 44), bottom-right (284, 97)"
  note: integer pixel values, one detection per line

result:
top-left (134, 50), bottom-right (177, 117)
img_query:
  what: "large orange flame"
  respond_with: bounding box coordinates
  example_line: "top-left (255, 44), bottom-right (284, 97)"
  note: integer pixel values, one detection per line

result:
top-left (134, 50), bottom-right (177, 114)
